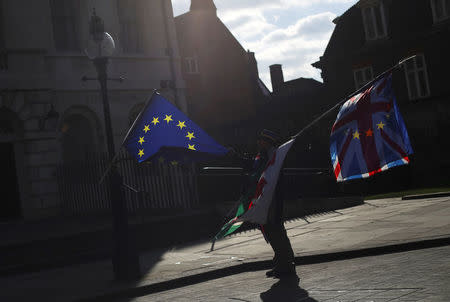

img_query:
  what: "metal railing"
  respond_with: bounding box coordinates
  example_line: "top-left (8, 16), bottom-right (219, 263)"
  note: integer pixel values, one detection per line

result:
top-left (56, 151), bottom-right (199, 216)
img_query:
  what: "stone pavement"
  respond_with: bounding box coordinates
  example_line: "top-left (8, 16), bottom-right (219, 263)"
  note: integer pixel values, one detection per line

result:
top-left (124, 245), bottom-right (450, 301)
top-left (0, 195), bottom-right (449, 302)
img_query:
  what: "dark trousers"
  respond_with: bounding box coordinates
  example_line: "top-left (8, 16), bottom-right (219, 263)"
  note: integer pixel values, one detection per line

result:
top-left (263, 177), bottom-right (295, 271)
top-left (264, 220), bottom-right (295, 270)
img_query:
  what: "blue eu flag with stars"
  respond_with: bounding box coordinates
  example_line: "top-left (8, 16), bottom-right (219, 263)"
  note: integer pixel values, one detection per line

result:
top-left (123, 92), bottom-right (229, 163)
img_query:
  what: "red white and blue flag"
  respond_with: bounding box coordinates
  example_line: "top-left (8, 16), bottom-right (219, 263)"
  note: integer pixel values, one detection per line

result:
top-left (330, 73), bottom-right (413, 182)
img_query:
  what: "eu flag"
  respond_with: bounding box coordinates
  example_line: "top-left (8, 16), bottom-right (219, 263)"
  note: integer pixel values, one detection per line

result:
top-left (123, 92), bottom-right (229, 163)
top-left (330, 73), bottom-right (413, 182)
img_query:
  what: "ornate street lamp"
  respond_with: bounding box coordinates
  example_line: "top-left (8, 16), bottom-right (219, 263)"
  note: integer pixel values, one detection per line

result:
top-left (86, 9), bottom-right (140, 281)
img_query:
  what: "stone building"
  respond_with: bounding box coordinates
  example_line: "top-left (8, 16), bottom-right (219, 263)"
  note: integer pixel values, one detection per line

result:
top-left (0, 0), bottom-right (186, 220)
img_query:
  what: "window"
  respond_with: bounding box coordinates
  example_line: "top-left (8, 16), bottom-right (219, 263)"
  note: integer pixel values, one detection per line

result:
top-left (353, 66), bottom-right (374, 89)
top-left (361, 2), bottom-right (387, 40)
top-left (0, 50), bottom-right (6, 71)
top-left (404, 54), bottom-right (430, 100)
top-left (117, 0), bottom-right (143, 53)
top-left (62, 114), bottom-right (96, 163)
top-left (431, 0), bottom-right (450, 22)
top-left (0, 1), bottom-right (6, 71)
top-left (0, 0), bottom-right (4, 48)
top-left (50, 0), bottom-right (80, 51)
top-left (185, 57), bottom-right (199, 74)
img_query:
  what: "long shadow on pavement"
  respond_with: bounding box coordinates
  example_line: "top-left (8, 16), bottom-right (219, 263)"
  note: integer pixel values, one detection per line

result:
top-left (260, 277), bottom-right (318, 302)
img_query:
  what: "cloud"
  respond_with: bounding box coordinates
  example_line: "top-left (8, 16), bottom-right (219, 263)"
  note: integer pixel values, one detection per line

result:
top-left (227, 12), bottom-right (336, 89)
top-left (171, 0), bottom-right (356, 90)
top-left (214, 0), bottom-right (355, 11)
top-left (262, 12), bottom-right (335, 43)
top-left (172, 0), bottom-right (356, 15)
top-left (219, 11), bottom-right (276, 40)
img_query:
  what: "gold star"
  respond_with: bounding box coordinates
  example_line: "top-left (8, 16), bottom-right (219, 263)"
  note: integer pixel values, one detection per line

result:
top-left (138, 137), bottom-right (145, 145)
top-left (188, 144), bottom-right (196, 151)
top-left (170, 161), bottom-right (179, 166)
top-left (164, 115), bottom-right (173, 124)
top-left (152, 117), bottom-right (160, 125)
top-left (353, 131), bottom-right (360, 140)
top-left (366, 129), bottom-right (373, 137)
top-left (377, 121), bottom-right (385, 130)
top-left (177, 121), bottom-right (186, 130)
top-left (186, 132), bottom-right (195, 140)
top-left (143, 125), bottom-right (150, 133)
top-left (158, 156), bottom-right (165, 163)
top-left (138, 149), bottom-right (144, 158)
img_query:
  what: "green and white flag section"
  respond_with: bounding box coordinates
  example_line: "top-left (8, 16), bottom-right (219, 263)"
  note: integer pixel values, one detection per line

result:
top-left (213, 139), bottom-right (295, 241)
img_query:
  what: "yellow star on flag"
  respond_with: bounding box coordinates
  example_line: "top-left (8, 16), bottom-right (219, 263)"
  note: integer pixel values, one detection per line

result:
top-left (353, 131), bottom-right (360, 140)
top-left (377, 121), bottom-right (385, 130)
top-left (143, 125), bottom-right (150, 133)
top-left (138, 149), bottom-right (144, 158)
top-left (386, 113), bottom-right (391, 119)
top-left (151, 117), bottom-right (160, 125)
top-left (158, 156), bottom-right (165, 163)
top-left (138, 137), bottom-right (145, 145)
top-left (170, 161), bottom-right (179, 166)
top-left (188, 144), bottom-right (196, 151)
top-left (177, 121), bottom-right (186, 130)
top-left (164, 115), bottom-right (173, 124)
top-left (186, 132), bottom-right (195, 140)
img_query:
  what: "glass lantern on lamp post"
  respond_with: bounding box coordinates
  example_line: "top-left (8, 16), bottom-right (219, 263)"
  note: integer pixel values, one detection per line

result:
top-left (86, 9), bottom-right (140, 281)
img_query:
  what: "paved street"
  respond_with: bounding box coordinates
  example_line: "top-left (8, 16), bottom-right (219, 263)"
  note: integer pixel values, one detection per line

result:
top-left (0, 195), bottom-right (449, 302)
top-left (126, 245), bottom-right (450, 301)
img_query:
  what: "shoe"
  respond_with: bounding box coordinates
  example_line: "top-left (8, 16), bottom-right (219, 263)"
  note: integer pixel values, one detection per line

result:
top-left (265, 269), bottom-right (277, 277)
top-left (266, 267), bottom-right (297, 279)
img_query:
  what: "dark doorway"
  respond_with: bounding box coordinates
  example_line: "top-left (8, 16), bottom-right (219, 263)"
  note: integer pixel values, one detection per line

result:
top-left (0, 143), bottom-right (22, 221)
top-left (61, 114), bottom-right (96, 163)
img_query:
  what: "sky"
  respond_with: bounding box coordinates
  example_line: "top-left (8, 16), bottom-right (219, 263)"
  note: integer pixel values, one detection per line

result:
top-left (171, 0), bottom-right (359, 91)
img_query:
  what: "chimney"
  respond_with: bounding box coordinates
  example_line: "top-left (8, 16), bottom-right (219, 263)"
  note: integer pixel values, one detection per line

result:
top-left (190, 0), bottom-right (217, 15)
top-left (270, 64), bottom-right (284, 93)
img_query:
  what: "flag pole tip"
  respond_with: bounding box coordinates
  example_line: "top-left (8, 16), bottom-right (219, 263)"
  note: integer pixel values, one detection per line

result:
top-left (398, 55), bottom-right (416, 66)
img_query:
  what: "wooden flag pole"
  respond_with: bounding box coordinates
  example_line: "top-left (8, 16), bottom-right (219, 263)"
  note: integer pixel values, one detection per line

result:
top-left (98, 150), bottom-right (121, 185)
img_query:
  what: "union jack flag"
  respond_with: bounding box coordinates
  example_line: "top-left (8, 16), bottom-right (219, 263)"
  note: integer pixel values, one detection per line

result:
top-left (330, 73), bottom-right (413, 182)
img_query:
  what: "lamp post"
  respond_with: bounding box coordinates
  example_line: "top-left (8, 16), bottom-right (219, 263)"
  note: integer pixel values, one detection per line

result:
top-left (86, 10), bottom-right (140, 281)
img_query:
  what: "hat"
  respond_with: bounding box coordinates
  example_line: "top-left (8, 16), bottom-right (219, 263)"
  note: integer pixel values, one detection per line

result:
top-left (258, 129), bottom-right (281, 145)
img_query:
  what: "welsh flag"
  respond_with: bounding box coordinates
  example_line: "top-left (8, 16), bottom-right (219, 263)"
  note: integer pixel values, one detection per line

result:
top-left (213, 139), bottom-right (295, 242)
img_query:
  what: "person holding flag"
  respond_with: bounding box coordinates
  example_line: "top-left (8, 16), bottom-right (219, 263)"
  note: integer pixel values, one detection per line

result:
top-left (256, 130), bottom-right (296, 279)
top-left (216, 129), bottom-right (297, 279)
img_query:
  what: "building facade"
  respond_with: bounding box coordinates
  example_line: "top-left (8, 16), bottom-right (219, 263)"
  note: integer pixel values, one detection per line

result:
top-left (312, 0), bottom-right (450, 185)
top-left (0, 0), bottom-right (186, 220)
top-left (174, 0), bottom-right (270, 147)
